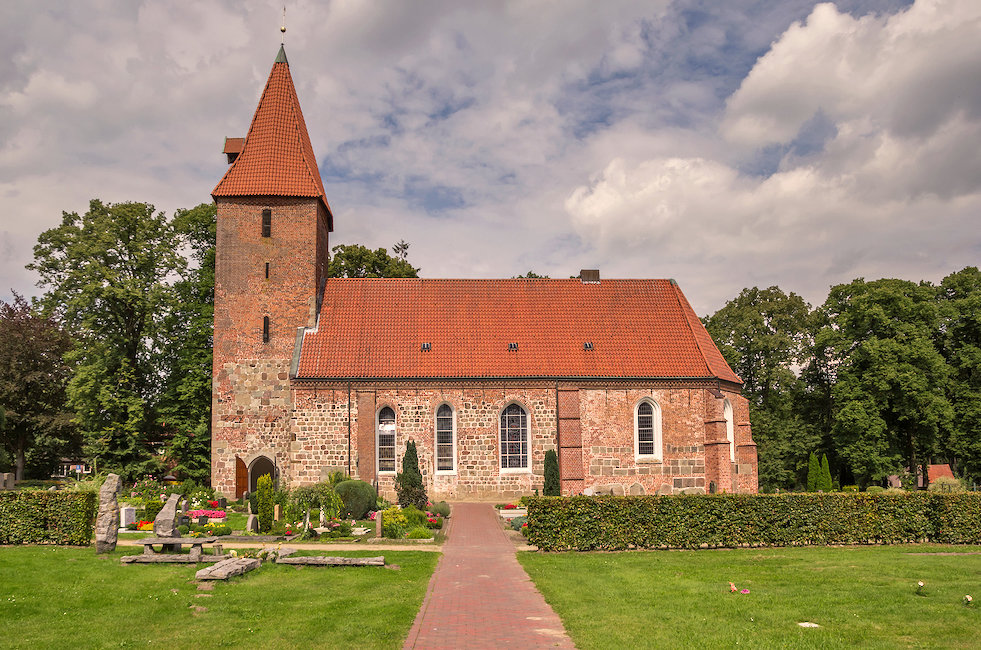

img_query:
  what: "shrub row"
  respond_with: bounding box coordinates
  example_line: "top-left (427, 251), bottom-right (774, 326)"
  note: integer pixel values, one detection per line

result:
top-left (0, 491), bottom-right (96, 545)
top-left (525, 493), bottom-right (981, 551)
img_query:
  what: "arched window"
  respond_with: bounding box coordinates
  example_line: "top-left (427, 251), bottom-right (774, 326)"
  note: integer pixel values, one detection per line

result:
top-left (724, 399), bottom-right (735, 462)
top-left (377, 406), bottom-right (396, 473)
top-left (435, 404), bottom-right (455, 473)
top-left (635, 399), bottom-right (663, 461)
top-left (500, 403), bottom-right (528, 470)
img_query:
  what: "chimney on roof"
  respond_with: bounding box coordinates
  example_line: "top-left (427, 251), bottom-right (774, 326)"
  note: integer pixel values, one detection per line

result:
top-left (223, 137), bottom-right (244, 164)
top-left (579, 269), bottom-right (600, 284)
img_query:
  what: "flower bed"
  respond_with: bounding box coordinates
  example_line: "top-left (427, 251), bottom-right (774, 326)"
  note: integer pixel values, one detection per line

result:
top-left (186, 509), bottom-right (226, 519)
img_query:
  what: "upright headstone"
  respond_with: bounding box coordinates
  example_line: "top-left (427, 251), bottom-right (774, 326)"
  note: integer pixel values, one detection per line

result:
top-left (319, 507), bottom-right (326, 527)
top-left (1, 473), bottom-right (14, 490)
top-left (246, 514), bottom-right (259, 533)
top-left (120, 506), bottom-right (137, 528)
top-left (217, 497), bottom-right (227, 510)
top-left (273, 504), bottom-right (281, 521)
top-left (95, 473), bottom-right (122, 553)
top-left (154, 493), bottom-right (182, 552)
top-left (375, 512), bottom-right (382, 538)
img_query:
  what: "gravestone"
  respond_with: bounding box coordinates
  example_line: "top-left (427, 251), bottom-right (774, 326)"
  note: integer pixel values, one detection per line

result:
top-left (273, 504), bottom-right (281, 521)
top-left (1, 473), bottom-right (14, 490)
top-left (120, 506), bottom-right (137, 528)
top-left (246, 514), bottom-right (259, 533)
top-left (217, 497), bottom-right (227, 509)
top-left (95, 474), bottom-right (122, 553)
top-left (197, 515), bottom-right (209, 525)
top-left (375, 512), bottom-right (382, 538)
top-left (319, 507), bottom-right (326, 527)
top-left (154, 493), bottom-right (182, 552)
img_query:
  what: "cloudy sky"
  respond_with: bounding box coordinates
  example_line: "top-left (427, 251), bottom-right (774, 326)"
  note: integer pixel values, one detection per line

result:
top-left (2, 0), bottom-right (979, 315)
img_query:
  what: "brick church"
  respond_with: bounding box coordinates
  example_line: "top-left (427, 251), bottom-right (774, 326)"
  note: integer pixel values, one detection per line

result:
top-left (210, 46), bottom-right (758, 501)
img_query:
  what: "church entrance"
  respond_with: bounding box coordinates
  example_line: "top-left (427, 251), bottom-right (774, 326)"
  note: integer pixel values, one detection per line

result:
top-left (248, 455), bottom-right (276, 493)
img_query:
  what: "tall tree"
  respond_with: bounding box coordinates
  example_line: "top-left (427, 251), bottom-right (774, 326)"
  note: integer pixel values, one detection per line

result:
top-left (156, 203), bottom-right (216, 482)
top-left (0, 293), bottom-right (76, 479)
top-left (703, 286), bottom-right (817, 490)
top-left (28, 200), bottom-right (185, 478)
top-left (328, 243), bottom-right (420, 278)
top-left (818, 278), bottom-right (952, 487)
top-left (937, 267), bottom-right (981, 484)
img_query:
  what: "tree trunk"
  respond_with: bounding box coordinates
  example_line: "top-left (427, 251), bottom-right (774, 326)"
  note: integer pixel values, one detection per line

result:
top-left (15, 443), bottom-right (25, 481)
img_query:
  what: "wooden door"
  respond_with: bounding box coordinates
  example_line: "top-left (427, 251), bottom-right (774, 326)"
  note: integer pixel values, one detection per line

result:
top-left (235, 457), bottom-right (247, 499)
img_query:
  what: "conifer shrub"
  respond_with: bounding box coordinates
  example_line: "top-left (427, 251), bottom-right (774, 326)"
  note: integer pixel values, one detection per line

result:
top-left (334, 480), bottom-right (376, 519)
top-left (819, 454), bottom-right (833, 492)
top-left (807, 452), bottom-right (820, 492)
top-left (396, 440), bottom-right (428, 510)
top-left (544, 449), bottom-right (560, 496)
top-left (256, 473), bottom-right (274, 533)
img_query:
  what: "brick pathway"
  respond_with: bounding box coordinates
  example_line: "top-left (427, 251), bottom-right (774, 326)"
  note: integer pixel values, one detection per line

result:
top-left (403, 502), bottom-right (575, 649)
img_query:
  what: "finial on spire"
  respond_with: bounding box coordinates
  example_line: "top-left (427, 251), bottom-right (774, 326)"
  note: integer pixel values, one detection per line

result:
top-left (281, 6), bottom-right (287, 43)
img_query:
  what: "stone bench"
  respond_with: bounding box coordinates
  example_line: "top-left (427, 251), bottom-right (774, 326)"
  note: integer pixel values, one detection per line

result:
top-left (139, 536), bottom-right (221, 562)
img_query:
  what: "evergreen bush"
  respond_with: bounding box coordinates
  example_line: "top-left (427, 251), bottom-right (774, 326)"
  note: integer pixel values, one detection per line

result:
top-left (0, 491), bottom-right (95, 545)
top-left (402, 505), bottom-right (428, 528)
top-left (431, 501), bottom-right (451, 518)
top-left (807, 452), bottom-right (820, 492)
top-left (544, 449), bottom-right (560, 496)
top-left (144, 499), bottom-right (164, 522)
top-left (334, 480), bottom-right (376, 519)
top-left (406, 526), bottom-right (433, 539)
top-left (819, 454), bottom-right (833, 492)
top-left (395, 440), bottom-right (428, 510)
top-left (256, 473), bottom-right (274, 533)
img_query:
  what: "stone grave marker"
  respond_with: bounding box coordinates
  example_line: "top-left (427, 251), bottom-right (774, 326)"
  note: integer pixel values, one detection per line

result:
top-left (95, 474), bottom-right (122, 553)
top-left (154, 493), bottom-right (182, 552)
top-left (1, 473), bottom-right (14, 490)
top-left (120, 506), bottom-right (137, 528)
top-left (246, 514), bottom-right (259, 533)
top-left (217, 497), bottom-right (227, 509)
top-left (375, 511), bottom-right (382, 538)
top-left (273, 504), bottom-right (281, 521)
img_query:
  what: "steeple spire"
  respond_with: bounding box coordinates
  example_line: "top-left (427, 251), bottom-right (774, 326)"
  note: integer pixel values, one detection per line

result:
top-left (212, 45), bottom-right (331, 228)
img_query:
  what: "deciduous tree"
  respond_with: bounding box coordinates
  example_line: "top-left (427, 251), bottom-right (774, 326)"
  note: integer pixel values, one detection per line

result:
top-left (328, 242), bottom-right (419, 278)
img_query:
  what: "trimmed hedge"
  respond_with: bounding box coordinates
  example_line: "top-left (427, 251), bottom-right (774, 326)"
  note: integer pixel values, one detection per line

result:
top-left (525, 493), bottom-right (981, 551)
top-left (0, 491), bottom-right (96, 545)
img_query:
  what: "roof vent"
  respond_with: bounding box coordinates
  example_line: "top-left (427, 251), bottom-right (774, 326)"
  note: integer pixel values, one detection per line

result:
top-left (508, 342), bottom-right (519, 351)
top-left (421, 342), bottom-right (431, 352)
top-left (583, 342), bottom-right (594, 351)
top-left (223, 137), bottom-right (244, 164)
top-left (579, 269), bottom-right (600, 284)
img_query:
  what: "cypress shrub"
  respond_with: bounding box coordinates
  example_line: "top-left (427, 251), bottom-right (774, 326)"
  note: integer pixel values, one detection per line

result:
top-left (396, 440), bottom-right (428, 510)
top-left (256, 473), bottom-right (274, 532)
top-left (819, 454), bottom-right (833, 492)
top-left (544, 449), bottom-right (560, 496)
top-left (807, 452), bottom-right (820, 492)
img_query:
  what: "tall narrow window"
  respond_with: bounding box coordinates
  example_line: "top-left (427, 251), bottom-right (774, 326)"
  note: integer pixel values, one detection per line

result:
top-left (635, 399), bottom-right (662, 461)
top-left (377, 407), bottom-right (396, 473)
top-left (500, 403), bottom-right (528, 469)
top-left (435, 404), bottom-right (455, 472)
top-left (724, 399), bottom-right (735, 462)
top-left (261, 208), bottom-right (271, 237)
top-left (262, 316), bottom-right (270, 343)
top-left (265, 262), bottom-right (270, 279)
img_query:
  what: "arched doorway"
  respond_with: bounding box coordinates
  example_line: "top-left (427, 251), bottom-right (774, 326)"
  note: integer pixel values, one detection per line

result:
top-left (249, 455), bottom-right (276, 494)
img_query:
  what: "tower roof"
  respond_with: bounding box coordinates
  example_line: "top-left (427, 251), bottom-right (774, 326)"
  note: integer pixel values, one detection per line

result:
top-left (213, 45), bottom-right (332, 225)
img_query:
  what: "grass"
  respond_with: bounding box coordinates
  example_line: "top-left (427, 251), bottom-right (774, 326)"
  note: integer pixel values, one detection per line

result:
top-left (519, 544), bottom-right (981, 649)
top-left (0, 545), bottom-right (438, 649)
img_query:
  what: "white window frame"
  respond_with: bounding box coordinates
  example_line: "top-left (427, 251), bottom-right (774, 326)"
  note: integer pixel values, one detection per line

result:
top-left (376, 406), bottom-right (397, 475)
top-left (634, 398), bottom-right (663, 462)
top-left (499, 402), bottom-right (530, 473)
top-left (434, 403), bottom-right (457, 475)
top-left (724, 399), bottom-right (735, 462)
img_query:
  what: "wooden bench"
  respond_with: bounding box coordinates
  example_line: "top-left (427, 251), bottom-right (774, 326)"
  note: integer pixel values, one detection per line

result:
top-left (140, 536), bottom-right (221, 561)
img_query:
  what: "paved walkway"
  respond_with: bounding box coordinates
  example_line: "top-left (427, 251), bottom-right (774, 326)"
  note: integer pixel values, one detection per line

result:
top-left (403, 502), bottom-right (575, 649)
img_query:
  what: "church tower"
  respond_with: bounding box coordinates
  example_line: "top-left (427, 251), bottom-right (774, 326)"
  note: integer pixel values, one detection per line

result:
top-left (210, 45), bottom-right (332, 498)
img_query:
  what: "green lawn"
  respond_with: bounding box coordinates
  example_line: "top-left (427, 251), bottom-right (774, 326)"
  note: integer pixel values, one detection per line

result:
top-left (519, 545), bottom-right (981, 649)
top-left (0, 546), bottom-right (438, 649)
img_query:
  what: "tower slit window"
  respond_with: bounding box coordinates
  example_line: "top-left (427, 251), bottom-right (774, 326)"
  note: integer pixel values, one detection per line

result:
top-left (265, 262), bottom-right (270, 279)
top-left (263, 316), bottom-right (270, 343)
top-left (262, 208), bottom-right (271, 237)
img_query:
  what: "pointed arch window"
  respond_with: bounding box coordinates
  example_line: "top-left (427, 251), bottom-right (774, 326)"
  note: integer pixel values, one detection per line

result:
top-left (724, 399), bottom-right (735, 462)
top-left (635, 399), bottom-right (663, 461)
top-left (500, 403), bottom-right (529, 470)
top-left (377, 406), bottom-right (396, 473)
top-left (435, 404), bottom-right (455, 473)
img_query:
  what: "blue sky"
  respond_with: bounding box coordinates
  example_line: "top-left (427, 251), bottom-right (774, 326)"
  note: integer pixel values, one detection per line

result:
top-left (2, 0), bottom-right (979, 315)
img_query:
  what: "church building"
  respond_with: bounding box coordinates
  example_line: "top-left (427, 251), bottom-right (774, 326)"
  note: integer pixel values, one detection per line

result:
top-left (210, 46), bottom-right (758, 501)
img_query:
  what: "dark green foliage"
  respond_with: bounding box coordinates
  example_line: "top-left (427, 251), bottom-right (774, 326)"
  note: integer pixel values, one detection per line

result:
top-left (525, 494), bottom-right (981, 551)
top-left (256, 474), bottom-right (274, 533)
top-left (143, 499), bottom-right (163, 522)
top-left (0, 491), bottom-right (95, 545)
top-left (430, 501), bottom-right (451, 518)
top-left (807, 452), bottom-right (820, 492)
top-left (396, 440), bottom-right (428, 510)
top-left (510, 515), bottom-right (528, 531)
top-left (544, 449), bottom-right (560, 496)
top-left (177, 524), bottom-right (189, 535)
top-left (334, 480), bottom-right (376, 519)
top-left (327, 242), bottom-right (419, 278)
top-left (820, 454), bottom-right (833, 492)
top-left (401, 505), bottom-right (427, 528)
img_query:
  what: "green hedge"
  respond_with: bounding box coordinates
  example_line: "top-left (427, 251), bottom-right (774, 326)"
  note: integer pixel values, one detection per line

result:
top-left (0, 491), bottom-right (96, 545)
top-left (525, 493), bottom-right (981, 551)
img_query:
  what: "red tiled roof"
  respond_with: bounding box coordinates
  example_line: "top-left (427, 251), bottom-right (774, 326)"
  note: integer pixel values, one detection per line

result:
top-left (296, 278), bottom-right (742, 382)
top-left (928, 464), bottom-right (954, 481)
top-left (213, 46), bottom-right (331, 219)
